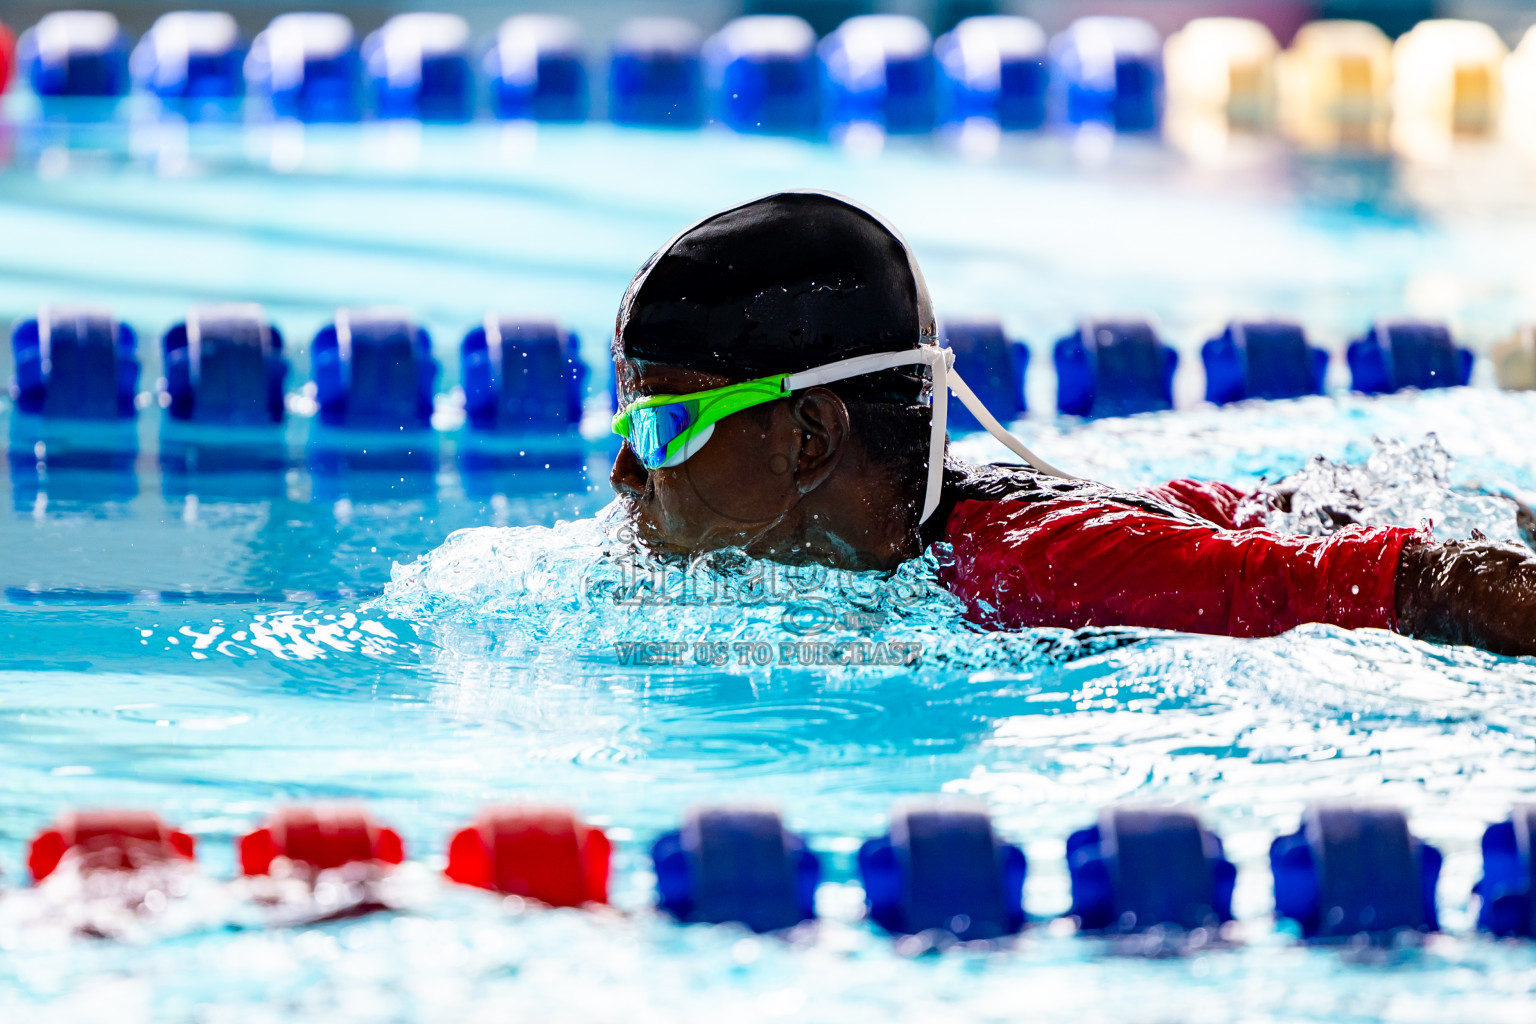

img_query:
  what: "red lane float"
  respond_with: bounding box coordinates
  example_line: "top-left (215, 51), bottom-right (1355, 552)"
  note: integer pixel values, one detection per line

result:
top-left (446, 805), bottom-right (609, 906)
top-left (0, 20), bottom-right (14, 95)
top-left (238, 805), bottom-right (404, 875)
top-left (28, 810), bottom-right (197, 882)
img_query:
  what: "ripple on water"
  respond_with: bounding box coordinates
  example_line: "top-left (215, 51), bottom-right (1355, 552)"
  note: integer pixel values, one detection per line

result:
top-left (6, 391), bottom-right (1536, 1020)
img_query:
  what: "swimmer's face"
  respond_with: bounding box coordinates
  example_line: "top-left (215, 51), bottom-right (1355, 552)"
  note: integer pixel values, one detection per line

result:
top-left (609, 359), bottom-right (810, 555)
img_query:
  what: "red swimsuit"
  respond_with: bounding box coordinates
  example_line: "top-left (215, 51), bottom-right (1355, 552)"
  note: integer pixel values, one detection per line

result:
top-left (940, 479), bottom-right (1420, 638)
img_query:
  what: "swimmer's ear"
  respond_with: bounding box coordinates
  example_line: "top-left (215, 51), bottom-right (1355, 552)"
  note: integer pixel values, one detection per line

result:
top-left (787, 388), bottom-right (850, 495)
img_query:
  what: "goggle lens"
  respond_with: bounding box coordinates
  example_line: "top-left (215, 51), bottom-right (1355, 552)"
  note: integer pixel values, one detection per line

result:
top-left (627, 401), bottom-right (696, 470)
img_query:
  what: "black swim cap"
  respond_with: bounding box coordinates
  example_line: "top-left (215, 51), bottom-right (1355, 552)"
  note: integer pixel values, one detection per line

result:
top-left (615, 191), bottom-right (935, 402)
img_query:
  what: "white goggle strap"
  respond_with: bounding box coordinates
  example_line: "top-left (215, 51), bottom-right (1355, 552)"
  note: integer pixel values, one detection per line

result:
top-left (780, 347), bottom-right (939, 390)
top-left (947, 369), bottom-right (1072, 479)
top-left (782, 346), bottom-right (950, 523)
top-left (921, 347), bottom-right (951, 523)
top-left (781, 343), bottom-right (1071, 526)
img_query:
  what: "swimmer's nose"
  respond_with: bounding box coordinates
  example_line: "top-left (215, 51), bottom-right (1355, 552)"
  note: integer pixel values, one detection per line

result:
top-left (610, 442), bottom-right (649, 498)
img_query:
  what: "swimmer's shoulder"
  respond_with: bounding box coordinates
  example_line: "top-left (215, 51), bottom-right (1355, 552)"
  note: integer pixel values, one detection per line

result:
top-left (925, 460), bottom-right (1206, 547)
top-left (943, 460), bottom-right (1109, 504)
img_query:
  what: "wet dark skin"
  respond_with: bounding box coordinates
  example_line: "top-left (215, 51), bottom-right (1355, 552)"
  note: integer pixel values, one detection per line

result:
top-left (612, 360), bottom-right (1536, 657)
top-left (610, 360), bottom-right (916, 570)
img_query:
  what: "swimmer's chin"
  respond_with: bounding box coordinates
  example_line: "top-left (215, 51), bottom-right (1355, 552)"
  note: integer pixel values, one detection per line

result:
top-left (603, 496), bottom-right (705, 558)
top-left (608, 498), bottom-right (787, 562)
top-left (607, 498), bottom-right (903, 572)
top-left (615, 517), bottom-right (770, 561)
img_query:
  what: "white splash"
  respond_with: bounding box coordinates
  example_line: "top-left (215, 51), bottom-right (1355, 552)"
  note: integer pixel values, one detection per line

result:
top-left (1240, 435), bottom-right (1533, 547)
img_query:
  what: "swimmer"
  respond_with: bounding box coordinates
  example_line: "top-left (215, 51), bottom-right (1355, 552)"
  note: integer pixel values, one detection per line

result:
top-left (609, 191), bottom-right (1536, 657)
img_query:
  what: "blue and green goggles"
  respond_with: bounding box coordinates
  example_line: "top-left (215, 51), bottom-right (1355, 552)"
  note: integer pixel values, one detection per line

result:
top-left (609, 346), bottom-right (1068, 523)
top-left (611, 374), bottom-right (790, 471)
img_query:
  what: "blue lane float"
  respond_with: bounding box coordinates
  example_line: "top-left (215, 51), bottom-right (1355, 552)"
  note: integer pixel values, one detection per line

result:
top-left (703, 15), bottom-right (819, 135)
top-left (1049, 16), bottom-right (1162, 131)
top-left (246, 12), bottom-right (362, 123)
top-left (1271, 804), bottom-right (1441, 941)
top-left (311, 309), bottom-right (437, 430)
top-left (20, 10), bottom-right (131, 98)
top-left (1068, 806), bottom-right (1235, 934)
top-left (485, 14), bottom-right (588, 123)
top-left (462, 317), bottom-right (585, 432)
top-left (1347, 320), bottom-right (1474, 394)
top-left (652, 807), bottom-right (820, 933)
top-left (819, 14), bottom-right (936, 135)
top-left (161, 305), bottom-right (287, 425)
top-left (9, 306), bottom-right (138, 419)
top-left (859, 799), bottom-right (1025, 940)
top-left (608, 17), bottom-right (705, 129)
top-left (935, 16), bottom-right (1049, 130)
top-left (1476, 806), bottom-right (1536, 938)
top-left (940, 319), bottom-right (1028, 430)
top-left (363, 13), bottom-right (474, 122)
top-left (1, 793), bottom-right (1534, 947)
top-left (130, 11), bottom-right (245, 104)
top-left (1054, 320), bottom-right (1177, 417)
top-left (1202, 320), bottom-right (1329, 404)
top-left (8, 383), bottom-right (140, 510)
top-left (158, 435), bottom-right (294, 501)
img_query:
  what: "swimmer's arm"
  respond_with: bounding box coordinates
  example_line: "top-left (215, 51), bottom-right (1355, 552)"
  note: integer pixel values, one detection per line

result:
top-left (1136, 479), bottom-right (1249, 528)
top-left (942, 497), bottom-right (1410, 638)
top-left (1396, 540), bottom-right (1536, 657)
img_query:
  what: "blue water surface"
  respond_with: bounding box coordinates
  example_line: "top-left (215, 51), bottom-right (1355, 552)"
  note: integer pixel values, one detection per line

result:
top-left (3, 115), bottom-right (1536, 1022)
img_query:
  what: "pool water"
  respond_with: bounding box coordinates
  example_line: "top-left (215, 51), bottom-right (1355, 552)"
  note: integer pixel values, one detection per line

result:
top-left (3, 118), bottom-right (1536, 1021)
